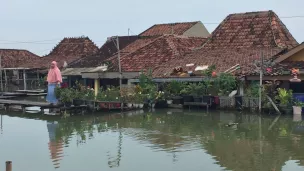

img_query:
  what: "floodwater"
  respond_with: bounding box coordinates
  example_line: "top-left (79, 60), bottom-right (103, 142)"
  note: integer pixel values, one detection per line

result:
top-left (1, 110), bottom-right (304, 171)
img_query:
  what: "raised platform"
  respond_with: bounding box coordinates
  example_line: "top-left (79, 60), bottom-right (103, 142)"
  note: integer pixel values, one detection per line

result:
top-left (184, 102), bottom-right (209, 111)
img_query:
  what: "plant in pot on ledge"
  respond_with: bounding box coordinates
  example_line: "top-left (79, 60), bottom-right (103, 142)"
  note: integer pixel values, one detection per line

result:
top-left (60, 88), bottom-right (74, 107)
top-left (166, 81), bottom-right (185, 104)
top-left (155, 91), bottom-right (167, 108)
top-left (84, 88), bottom-right (96, 110)
top-left (73, 89), bottom-right (85, 106)
top-left (293, 100), bottom-right (304, 115)
top-left (184, 83), bottom-right (204, 102)
top-left (275, 88), bottom-right (293, 114)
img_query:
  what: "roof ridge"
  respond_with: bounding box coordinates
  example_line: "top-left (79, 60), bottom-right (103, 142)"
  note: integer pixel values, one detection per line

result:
top-left (268, 11), bottom-right (298, 48)
top-left (165, 36), bottom-right (180, 57)
top-left (139, 21), bottom-right (199, 36)
top-left (153, 21), bottom-right (199, 26)
top-left (268, 11), bottom-right (282, 48)
top-left (229, 10), bottom-right (271, 16)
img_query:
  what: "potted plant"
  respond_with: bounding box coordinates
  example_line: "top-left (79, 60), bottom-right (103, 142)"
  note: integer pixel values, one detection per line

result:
top-left (193, 83), bottom-right (205, 102)
top-left (180, 83), bottom-right (193, 103)
top-left (155, 91), bottom-right (167, 108)
top-left (164, 91), bottom-right (173, 104)
top-left (293, 100), bottom-right (304, 115)
top-left (166, 81), bottom-right (184, 104)
top-left (60, 88), bottom-right (73, 107)
top-left (275, 88), bottom-right (293, 114)
top-left (106, 86), bottom-right (121, 109)
top-left (84, 88), bottom-right (96, 110)
top-left (73, 89), bottom-right (85, 106)
top-left (125, 94), bottom-right (135, 108)
top-left (134, 93), bottom-right (142, 108)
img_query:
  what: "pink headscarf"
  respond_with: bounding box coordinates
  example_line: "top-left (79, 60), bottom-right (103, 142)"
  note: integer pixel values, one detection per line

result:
top-left (47, 61), bottom-right (62, 84)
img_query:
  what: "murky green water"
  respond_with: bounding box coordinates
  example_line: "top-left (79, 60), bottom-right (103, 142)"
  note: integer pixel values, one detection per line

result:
top-left (1, 109), bottom-right (304, 171)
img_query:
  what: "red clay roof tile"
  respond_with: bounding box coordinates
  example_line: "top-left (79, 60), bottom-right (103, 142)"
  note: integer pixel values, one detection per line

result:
top-left (139, 22), bottom-right (199, 37)
top-left (27, 37), bottom-right (99, 69)
top-left (152, 10), bottom-right (299, 77)
top-left (0, 49), bottom-right (40, 68)
top-left (68, 36), bottom-right (139, 68)
top-left (203, 11), bottom-right (298, 49)
top-left (105, 35), bottom-right (207, 72)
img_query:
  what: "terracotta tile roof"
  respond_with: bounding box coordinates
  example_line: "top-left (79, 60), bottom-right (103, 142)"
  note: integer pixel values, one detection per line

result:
top-left (26, 37), bottom-right (99, 69)
top-left (152, 48), bottom-right (283, 77)
top-left (105, 35), bottom-right (207, 72)
top-left (0, 49), bottom-right (41, 68)
top-left (139, 21), bottom-right (199, 37)
top-left (152, 10), bottom-right (299, 77)
top-left (48, 37), bottom-right (98, 57)
top-left (203, 10), bottom-right (298, 49)
top-left (68, 36), bottom-right (139, 68)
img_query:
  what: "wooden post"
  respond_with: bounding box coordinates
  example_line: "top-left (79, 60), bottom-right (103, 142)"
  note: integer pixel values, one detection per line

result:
top-left (36, 69), bottom-right (39, 87)
top-left (4, 69), bottom-right (7, 90)
top-left (259, 51), bottom-right (263, 113)
top-left (84, 78), bottom-right (87, 87)
top-left (94, 79), bottom-right (99, 97)
top-left (6, 161), bottom-right (12, 171)
top-left (23, 69), bottom-right (27, 90)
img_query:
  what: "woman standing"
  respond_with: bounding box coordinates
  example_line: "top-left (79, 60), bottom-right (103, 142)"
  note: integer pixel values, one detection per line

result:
top-left (46, 61), bottom-right (62, 104)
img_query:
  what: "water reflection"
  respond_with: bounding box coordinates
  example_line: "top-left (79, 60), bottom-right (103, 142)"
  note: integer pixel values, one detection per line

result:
top-left (3, 110), bottom-right (304, 170)
top-left (47, 121), bottom-right (64, 169)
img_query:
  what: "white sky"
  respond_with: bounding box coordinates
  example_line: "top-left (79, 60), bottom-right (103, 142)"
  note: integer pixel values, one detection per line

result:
top-left (0, 0), bottom-right (303, 55)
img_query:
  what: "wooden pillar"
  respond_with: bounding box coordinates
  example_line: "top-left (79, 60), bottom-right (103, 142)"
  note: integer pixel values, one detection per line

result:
top-left (84, 78), bottom-right (87, 87)
top-left (23, 69), bottom-right (27, 90)
top-left (68, 76), bottom-right (72, 87)
top-left (4, 69), bottom-right (7, 89)
top-left (94, 79), bottom-right (99, 96)
top-left (37, 69), bottom-right (39, 87)
top-left (239, 81), bottom-right (244, 96)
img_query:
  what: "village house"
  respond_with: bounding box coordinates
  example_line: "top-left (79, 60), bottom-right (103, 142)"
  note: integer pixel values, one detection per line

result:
top-left (64, 35), bottom-right (140, 87)
top-left (0, 49), bottom-right (41, 90)
top-left (147, 10), bottom-right (298, 96)
top-left (20, 36), bottom-right (99, 87)
top-left (247, 42), bottom-right (304, 94)
top-left (62, 21), bottom-right (210, 91)
top-left (80, 35), bottom-right (207, 93)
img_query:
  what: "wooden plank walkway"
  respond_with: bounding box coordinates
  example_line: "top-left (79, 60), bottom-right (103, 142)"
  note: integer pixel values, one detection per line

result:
top-left (1, 92), bottom-right (27, 96)
top-left (0, 99), bottom-right (51, 107)
top-left (0, 96), bottom-right (16, 99)
top-left (15, 89), bottom-right (46, 94)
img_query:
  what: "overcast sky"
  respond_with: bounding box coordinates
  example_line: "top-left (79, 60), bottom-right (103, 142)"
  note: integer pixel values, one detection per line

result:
top-left (1, 0), bottom-right (303, 56)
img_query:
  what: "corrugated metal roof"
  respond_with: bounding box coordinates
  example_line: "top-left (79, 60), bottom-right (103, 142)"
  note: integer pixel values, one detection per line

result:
top-left (61, 68), bottom-right (96, 76)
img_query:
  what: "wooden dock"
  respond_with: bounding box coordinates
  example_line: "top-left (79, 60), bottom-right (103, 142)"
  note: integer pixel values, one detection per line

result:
top-left (15, 89), bottom-right (46, 94)
top-left (0, 99), bottom-right (89, 115)
top-left (1, 92), bottom-right (27, 96)
top-left (0, 96), bottom-right (16, 99)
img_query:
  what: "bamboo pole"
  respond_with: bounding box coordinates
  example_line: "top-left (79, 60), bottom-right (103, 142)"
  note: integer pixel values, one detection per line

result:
top-left (6, 161), bottom-right (12, 171)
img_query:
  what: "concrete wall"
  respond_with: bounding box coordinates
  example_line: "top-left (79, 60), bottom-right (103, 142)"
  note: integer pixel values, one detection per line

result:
top-left (183, 21), bottom-right (210, 38)
top-left (286, 48), bottom-right (304, 61)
